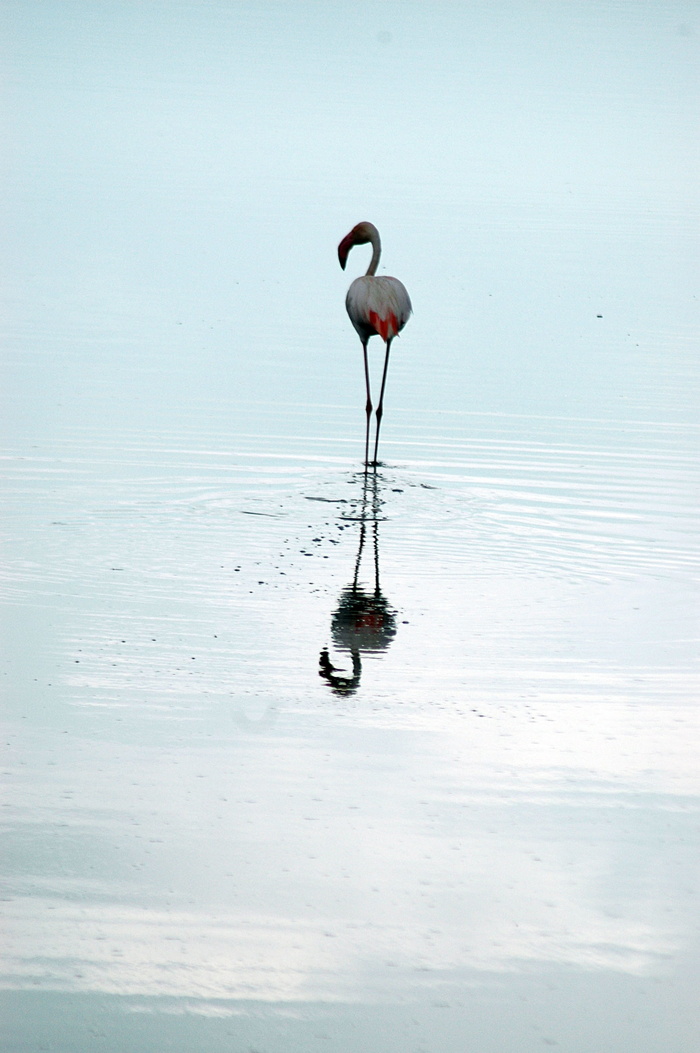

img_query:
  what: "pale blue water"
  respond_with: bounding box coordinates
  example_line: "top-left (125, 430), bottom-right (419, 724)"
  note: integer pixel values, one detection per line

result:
top-left (2, 3), bottom-right (699, 1051)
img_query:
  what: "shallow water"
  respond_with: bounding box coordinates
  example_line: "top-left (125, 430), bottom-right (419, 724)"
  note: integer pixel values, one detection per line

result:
top-left (2, 3), bottom-right (699, 1051)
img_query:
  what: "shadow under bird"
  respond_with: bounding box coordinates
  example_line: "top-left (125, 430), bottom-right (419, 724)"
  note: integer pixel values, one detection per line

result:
top-left (338, 221), bottom-right (412, 468)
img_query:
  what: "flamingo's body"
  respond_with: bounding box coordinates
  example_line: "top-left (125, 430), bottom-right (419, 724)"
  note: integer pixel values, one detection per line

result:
top-left (338, 222), bottom-right (412, 467)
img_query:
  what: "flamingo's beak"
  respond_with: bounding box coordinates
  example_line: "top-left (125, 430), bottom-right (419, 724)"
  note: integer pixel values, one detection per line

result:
top-left (338, 234), bottom-right (352, 270)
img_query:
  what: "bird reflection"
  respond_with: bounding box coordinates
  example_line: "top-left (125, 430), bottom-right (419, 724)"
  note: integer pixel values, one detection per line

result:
top-left (319, 474), bottom-right (397, 696)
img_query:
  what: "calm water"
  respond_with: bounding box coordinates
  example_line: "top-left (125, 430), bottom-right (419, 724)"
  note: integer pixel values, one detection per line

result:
top-left (2, 3), bottom-right (699, 1051)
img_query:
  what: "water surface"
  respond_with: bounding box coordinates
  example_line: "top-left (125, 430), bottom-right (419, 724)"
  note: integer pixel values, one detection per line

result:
top-left (2, 3), bottom-right (699, 1051)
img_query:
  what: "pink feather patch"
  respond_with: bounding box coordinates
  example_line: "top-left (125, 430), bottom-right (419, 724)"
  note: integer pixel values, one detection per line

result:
top-left (368, 310), bottom-right (399, 341)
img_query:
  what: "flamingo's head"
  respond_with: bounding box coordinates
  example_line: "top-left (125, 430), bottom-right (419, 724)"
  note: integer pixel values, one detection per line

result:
top-left (338, 221), bottom-right (377, 270)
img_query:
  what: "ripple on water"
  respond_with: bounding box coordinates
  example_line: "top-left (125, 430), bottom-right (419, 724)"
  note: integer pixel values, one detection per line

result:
top-left (382, 423), bottom-right (698, 582)
top-left (2, 417), bottom-right (697, 598)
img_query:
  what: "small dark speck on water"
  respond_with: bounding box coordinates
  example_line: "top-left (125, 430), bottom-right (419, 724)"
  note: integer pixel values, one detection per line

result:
top-left (305, 496), bottom-right (349, 503)
top-left (597, 314), bottom-right (603, 318)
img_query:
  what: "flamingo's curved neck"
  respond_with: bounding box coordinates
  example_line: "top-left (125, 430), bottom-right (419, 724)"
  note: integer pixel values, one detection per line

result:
top-left (366, 229), bottom-right (381, 276)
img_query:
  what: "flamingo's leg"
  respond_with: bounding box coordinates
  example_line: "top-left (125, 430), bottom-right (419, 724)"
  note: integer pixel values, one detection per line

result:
top-left (372, 338), bottom-right (392, 467)
top-left (362, 341), bottom-right (372, 470)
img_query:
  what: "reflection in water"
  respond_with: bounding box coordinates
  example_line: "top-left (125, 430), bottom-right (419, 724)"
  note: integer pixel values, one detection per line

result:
top-left (319, 475), bottom-right (397, 695)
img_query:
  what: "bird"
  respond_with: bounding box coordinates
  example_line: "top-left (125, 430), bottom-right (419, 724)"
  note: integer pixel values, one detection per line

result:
top-left (338, 221), bottom-right (412, 468)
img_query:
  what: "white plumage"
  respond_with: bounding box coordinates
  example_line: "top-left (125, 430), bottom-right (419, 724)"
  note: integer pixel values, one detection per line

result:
top-left (346, 276), bottom-right (412, 344)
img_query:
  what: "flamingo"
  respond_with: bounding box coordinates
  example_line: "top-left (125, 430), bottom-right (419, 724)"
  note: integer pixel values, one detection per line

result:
top-left (338, 221), bottom-right (412, 468)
